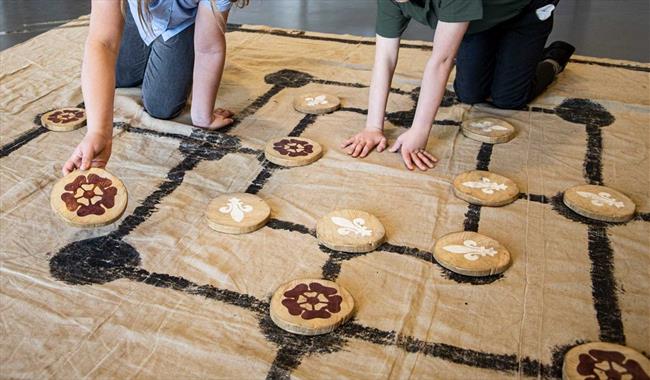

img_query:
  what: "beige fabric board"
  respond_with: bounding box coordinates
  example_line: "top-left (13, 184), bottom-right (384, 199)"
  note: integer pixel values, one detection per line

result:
top-left (1, 18), bottom-right (649, 379)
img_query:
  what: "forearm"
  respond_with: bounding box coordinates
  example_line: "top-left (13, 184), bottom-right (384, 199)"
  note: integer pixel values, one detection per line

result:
top-left (190, 50), bottom-right (225, 126)
top-left (366, 60), bottom-right (396, 130)
top-left (81, 40), bottom-right (118, 138)
top-left (410, 54), bottom-right (455, 132)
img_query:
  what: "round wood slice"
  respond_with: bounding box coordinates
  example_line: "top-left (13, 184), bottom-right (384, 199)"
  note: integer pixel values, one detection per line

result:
top-left (461, 117), bottom-right (516, 144)
top-left (50, 167), bottom-right (128, 228)
top-left (41, 107), bottom-right (86, 131)
top-left (264, 137), bottom-right (323, 167)
top-left (293, 93), bottom-right (341, 115)
top-left (563, 185), bottom-right (636, 223)
top-left (270, 278), bottom-right (354, 335)
top-left (316, 209), bottom-right (385, 253)
top-left (562, 342), bottom-right (650, 380)
top-left (205, 193), bottom-right (271, 234)
top-left (433, 231), bottom-right (511, 277)
top-left (453, 170), bottom-right (519, 206)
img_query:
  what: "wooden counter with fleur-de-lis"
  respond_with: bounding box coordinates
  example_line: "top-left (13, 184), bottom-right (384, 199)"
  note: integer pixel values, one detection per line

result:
top-left (452, 170), bottom-right (520, 207)
top-left (50, 167), bottom-right (128, 227)
top-left (433, 231), bottom-right (512, 277)
top-left (270, 278), bottom-right (355, 335)
top-left (461, 117), bottom-right (516, 144)
top-left (563, 184), bottom-right (636, 222)
top-left (562, 342), bottom-right (650, 380)
top-left (205, 193), bottom-right (271, 234)
top-left (293, 93), bottom-right (341, 115)
top-left (316, 209), bottom-right (386, 253)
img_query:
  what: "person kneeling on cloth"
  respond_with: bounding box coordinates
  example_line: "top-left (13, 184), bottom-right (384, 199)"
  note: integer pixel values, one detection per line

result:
top-left (342, 0), bottom-right (575, 171)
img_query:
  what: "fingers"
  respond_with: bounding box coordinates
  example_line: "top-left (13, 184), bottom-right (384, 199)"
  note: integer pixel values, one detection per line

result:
top-left (410, 152), bottom-right (428, 171)
top-left (341, 136), bottom-right (355, 149)
top-left (416, 151), bottom-right (435, 168)
top-left (388, 140), bottom-right (401, 153)
top-left (214, 108), bottom-right (234, 118)
top-left (80, 144), bottom-right (94, 171)
top-left (377, 137), bottom-right (387, 152)
top-left (359, 142), bottom-right (372, 158)
top-left (351, 141), bottom-right (365, 157)
top-left (208, 117), bottom-right (234, 130)
top-left (421, 150), bottom-right (438, 163)
top-left (62, 147), bottom-right (83, 175)
top-left (401, 149), bottom-right (414, 170)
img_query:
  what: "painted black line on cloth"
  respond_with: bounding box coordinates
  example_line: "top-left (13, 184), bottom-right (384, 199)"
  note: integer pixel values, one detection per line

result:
top-left (634, 212), bottom-right (650, 222)
top-left (111, 155), bottom-right (203, 239)
top-left (587, 226), bottom-right (625, 344)
top-left (288, 113), bottom-right (318, 137)
top-left (0, 126), bottom-right (48, 158)
top-left (584, 124), bottom-right (604, 185)
top-left (518, 193), bottom-right (550, 204)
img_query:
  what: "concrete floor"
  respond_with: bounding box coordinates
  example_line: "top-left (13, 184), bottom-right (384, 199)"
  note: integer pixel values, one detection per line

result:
top-left (1, 0), bottom-right (649, 62)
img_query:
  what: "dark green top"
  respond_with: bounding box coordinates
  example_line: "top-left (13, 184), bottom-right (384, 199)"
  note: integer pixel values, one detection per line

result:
top-left (376, 0), bottom-right (531, 38)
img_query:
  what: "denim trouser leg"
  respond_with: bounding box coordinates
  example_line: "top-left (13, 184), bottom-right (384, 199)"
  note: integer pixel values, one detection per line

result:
top-left (454, 6), bottom-right (554, 109)
top-left (115, 6), bottom-right (195, 120)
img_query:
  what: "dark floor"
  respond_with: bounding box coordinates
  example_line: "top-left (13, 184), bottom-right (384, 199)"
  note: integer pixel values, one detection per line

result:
top-left (1, 0), bottom-right (649, 62)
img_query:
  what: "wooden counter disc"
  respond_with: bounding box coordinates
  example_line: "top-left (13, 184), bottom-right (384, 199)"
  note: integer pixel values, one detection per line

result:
top-left (293, 93), bottom-right (341, 115)
top-left (50, 167), bottom-right (128, 227)
top-left (41, 107), bottom-right (86, 131)
top-left (562, 342), bottom-right (650, 380)
top-left (453, 170), bottom-right (519, 206)
top-left (205, 193), bottom-right (271, 234)
top-left (270, 278), bottom-right (354, 335)
top-left (563, 185), bottom-right (636, 222)
top-left (316, 209), bottom-right (386, 253)
top-left (433, 231), bottom-right (511, 276)
top-left (264, 137), bottom-right (323, 167)
top-left (461, 117), bottom-right (515, 144)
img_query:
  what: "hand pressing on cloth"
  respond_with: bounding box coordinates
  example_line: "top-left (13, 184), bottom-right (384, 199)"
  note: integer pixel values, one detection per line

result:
top-left (340, 127), bottom-right (387, 158)
top-left (62, 131), bottom-right (112, 175)
top-left (193, 108), bottom-right (234, 130)
top-left (388, 128), bottom-right (438, 171)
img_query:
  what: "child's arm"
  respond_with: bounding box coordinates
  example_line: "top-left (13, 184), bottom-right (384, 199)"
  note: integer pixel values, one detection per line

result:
top-left (388, 21), bottom-right (468, 171)
top-left (63, 0), bottom-right (123, 175)
top-left (341, 35), bottom-right (399, 158)
top-left (190, 4), bottom-right (233, 129)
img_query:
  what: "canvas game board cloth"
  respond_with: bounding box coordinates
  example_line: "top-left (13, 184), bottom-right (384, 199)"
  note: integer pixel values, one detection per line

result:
top-left (1, 17), bottom-right (649, 379)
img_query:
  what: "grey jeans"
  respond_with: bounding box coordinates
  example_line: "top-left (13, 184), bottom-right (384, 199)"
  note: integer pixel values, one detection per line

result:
top-left (115, 6), bottom-right (195, 119)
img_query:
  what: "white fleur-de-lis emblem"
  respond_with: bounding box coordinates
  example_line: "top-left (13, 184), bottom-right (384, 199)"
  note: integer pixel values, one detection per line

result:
top-left (471, 121), bottom-right (508, 132)
top-left (331, 216), bottom-right (372, 237)
top-left (576, 191), bottom-right (625, 208)
top-left (462, 177), bottom-right (508, 194)
top-left (443, 240), bottom-right (498, 261)
top-left (218, 197), bottom-right (253, 222)
top-left (305, 95), bottom-right (328, 107)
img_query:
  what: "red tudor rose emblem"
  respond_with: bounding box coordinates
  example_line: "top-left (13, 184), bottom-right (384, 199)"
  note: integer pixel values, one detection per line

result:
top-left (60, 174), bottom-right (117, 217)
top-left (273, 138), bottom-right (313, 157)
top-left (577, 349), bottom-right (649, 380)
top-left (47, 109), bottom-right (85, 124)
top-left (281, 282), bottom-right (343, 320)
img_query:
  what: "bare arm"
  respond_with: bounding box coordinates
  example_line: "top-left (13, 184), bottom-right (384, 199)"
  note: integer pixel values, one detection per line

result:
top-left (389, 21), bottom-right (468, 170)
top-left (63, 0), bottom-right (123, 174)
top-left (410, 21), bottom-right (467, 132)
top-left (366, 35), bottom-right (400, 130)
top-left (190, 4), bottom-right (233, 129)
top-left (341, 35), bottom-right (400, 158)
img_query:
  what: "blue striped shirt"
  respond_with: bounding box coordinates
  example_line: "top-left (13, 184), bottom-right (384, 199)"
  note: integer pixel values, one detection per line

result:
top-left (127, 0), bottom-right (232, 45)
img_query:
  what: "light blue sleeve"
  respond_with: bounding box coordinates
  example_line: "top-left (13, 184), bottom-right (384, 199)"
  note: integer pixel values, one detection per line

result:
top-left (199, 0), bottom-right (232, 12)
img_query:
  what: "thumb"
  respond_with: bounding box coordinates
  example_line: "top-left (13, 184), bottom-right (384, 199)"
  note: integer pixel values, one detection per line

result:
top-left (80, 144), bottom-right (94, 170)
top-left (388, 139), bottom-right (401, 153)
